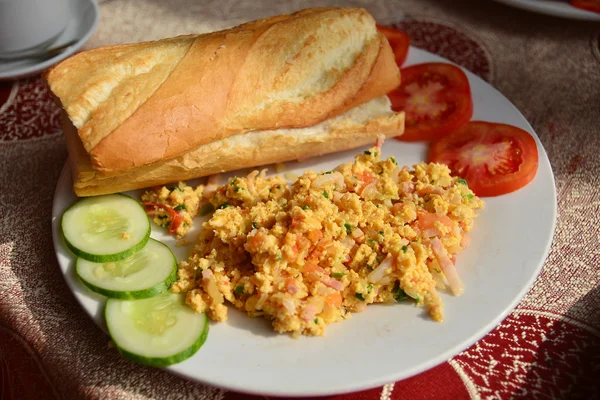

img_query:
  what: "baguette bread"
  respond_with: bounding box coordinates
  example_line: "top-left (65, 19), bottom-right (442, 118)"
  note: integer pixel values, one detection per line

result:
top-left (65, 96), bottom-right (404, 196)
top-left (45, 7), bottom-right (401, 176)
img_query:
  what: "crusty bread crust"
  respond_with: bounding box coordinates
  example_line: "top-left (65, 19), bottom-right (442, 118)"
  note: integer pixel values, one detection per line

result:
top-left (46, 7), bottom-right (401, 176)
top-left (65, 97), bottom-right (405, 196)
top-left (327, 32), bottom-right (400, 117)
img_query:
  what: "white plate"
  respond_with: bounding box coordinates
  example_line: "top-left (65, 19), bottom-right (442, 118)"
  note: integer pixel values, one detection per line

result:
top-left (0, 0), bottom-right (99, 80)
top-left (493, 0), bottom-right (600, 21)
top-left (52, 47), bottom-right (557, 397)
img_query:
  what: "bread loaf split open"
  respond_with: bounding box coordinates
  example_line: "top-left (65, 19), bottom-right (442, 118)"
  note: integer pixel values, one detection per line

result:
top-left (45, 7), bottom-right (405, 196)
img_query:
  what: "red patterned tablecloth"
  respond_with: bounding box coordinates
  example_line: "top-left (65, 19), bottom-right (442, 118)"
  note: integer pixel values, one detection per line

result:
top-left (1, 1), bottom-right (599, 399)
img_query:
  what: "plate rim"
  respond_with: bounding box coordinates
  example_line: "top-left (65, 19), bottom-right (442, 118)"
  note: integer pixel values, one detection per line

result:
top-left (493, 0), bottom-right (600, 21)
top-left (51, 46), bottom-right (557, 397)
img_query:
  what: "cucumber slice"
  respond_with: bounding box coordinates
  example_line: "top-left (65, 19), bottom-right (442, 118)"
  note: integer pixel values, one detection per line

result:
top-left (76, 238), bottom-right (177, 299)
top-left (62, 194), bottom-right (150, 262)
top-left (106, 293), bottom-right (209, 367)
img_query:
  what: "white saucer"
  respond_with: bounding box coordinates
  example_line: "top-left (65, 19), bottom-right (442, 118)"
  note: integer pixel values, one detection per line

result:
top-left (493, 0), bottom-right (600, 21)
top-left (0, 0), bottom-right (99, 81)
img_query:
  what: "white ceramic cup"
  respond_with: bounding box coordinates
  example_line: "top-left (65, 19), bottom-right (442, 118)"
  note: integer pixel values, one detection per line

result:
top-left (0, 0), bottom-right (69, 55)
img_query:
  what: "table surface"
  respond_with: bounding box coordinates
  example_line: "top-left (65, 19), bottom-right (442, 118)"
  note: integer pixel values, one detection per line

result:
top-left (1, 0), bottom-right (599, 399)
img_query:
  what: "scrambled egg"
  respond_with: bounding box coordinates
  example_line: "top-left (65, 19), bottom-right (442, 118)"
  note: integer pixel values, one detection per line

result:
top-left (141, 181), bottom-right (205, 239)
top-left (170, 141), bottom-right (484, 336)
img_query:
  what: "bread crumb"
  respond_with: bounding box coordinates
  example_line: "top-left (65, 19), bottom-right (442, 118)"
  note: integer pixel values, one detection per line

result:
top-left (284, 172), bottom-right (298, 181)
top-left (274, 163), bottom-right (286, 173)
top-left (177, 239), bottom-right (191, 247)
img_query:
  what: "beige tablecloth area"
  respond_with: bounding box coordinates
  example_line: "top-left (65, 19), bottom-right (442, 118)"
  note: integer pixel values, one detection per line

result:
top-left (1, 0), bottom-right (599, 399)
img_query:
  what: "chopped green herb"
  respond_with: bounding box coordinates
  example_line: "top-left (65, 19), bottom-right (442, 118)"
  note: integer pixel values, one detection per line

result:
top-left (252, 222), bottom-right (258, 229)
top-left (390, 156), bottom-right (398, 165)
top-left (322, 191), bottom-right (329, 199)
top-left (366, 264), bottom-right (374, 271)
top-left (234, 285), bottom-right (244, 295)
top-left (234, 186), bottom-right (244, 192)
top-left (392, 282), bottom-right (408, 302)
top-left (355, 293), bottom-right (365, 302)
top-left (275, 185), bottom-right (281, 189)
top-left (457, 178), bottom-right (468, 186)
top-left (374, 151), bottom-right (378, 157)
top-left (158, 215), bottom-right (168, 219)
top-left (324, 171), bottom-right (332, 174)
top-left (368, 239), bottom-right (378, 245)
top-left (173, 204), bottom-right (187, 211)
top-left (199, 203), bottom-right (215, 216)
top-left (231, 177), bottom-right (238, 185)
top-left (218, 202), bottom-right (230, 209)
top-left (367, 284), bottom-right (373, 293)
top-left (276, 251), bottom-right (282, 261)
top-left (183, 222), bottom-right (189, 227)
top-left (379, 231), bottom-right (385, 236)
top-left (415, 295), bottom-right (422, 304)
top-left (364, 150), bottom-right (372, 155)
top-left (402, 245), bottom-right (409, 253)
top-left (464, 193), bottom-right (475, 200)
top-left (344, 223), bottom-right (352, 235)
top-left (302, 205), bottom-right (310, 210)
top-left (314, 318), bottom-right (319, 324)
top-left (332, 272), bottom-right (345, 279)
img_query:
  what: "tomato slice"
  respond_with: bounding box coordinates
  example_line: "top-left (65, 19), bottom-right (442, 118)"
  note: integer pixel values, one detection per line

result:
top-left (142, 201), bottom-right (184, 234)
top-left (570, 0), bottom-right (600, 13)
top-left (389, 63), bottom-right (473, 142)
top-left (428, 121), bottom-right (539, 197)
top-left (376, 25), bottom-right (410, 67)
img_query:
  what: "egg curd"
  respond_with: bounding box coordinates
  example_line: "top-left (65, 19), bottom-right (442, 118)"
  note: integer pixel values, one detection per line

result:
top-left (169, 139), bottom-right (484, 336)
top-left (141, 181), bottom-right (205, 239)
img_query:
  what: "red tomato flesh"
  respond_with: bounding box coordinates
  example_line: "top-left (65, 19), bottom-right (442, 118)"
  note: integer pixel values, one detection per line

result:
top-left (390, 62), bottom-right (473, 142)
top-left (570, 0), bottom-right (600, 13)
top-left (376, 25), bottom-right (410, 67)
top-left (428, 121), bottom-right (539, 197)
top-left (142, 201), bottom-right (184, 234)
